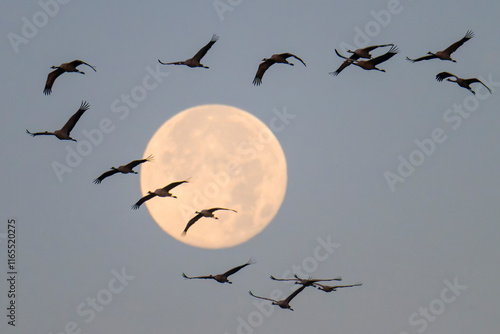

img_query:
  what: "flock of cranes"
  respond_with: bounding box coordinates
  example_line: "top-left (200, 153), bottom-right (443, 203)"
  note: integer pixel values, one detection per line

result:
top-left (36, 30), bottom-right (491, 98)
top-left (27, 28), bottom-right (490, 313)
top-left (95, 163), bottom-right (239, 235)
top-left (182, 259), bottom-right (362, 311)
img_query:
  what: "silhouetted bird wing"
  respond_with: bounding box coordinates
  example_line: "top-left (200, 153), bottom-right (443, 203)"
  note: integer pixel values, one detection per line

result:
top-left (435, 72), bottom-right (456, 82)
top-left (406, 54), bottom-right (437, 63)
top-left (334, 283), bottom-right (363, 289)
top-left (442, 30), bottom-right (474, 55)
top-left (314, 282), bottom-right (362, 291)
top-left (248, 291), bottom-right (277, 303)
top-left (60, 101), bottom-right (90, 135)
top-left (132, 193), bottom-right (156, 210)
top-left (284, 284), bottom-right (307, 303)
top-left (26, 130), bottom-right (50, 137)
top-left (182, 273), bottom-right (212, 280)
top-left (69, 60), bottom-right (97, 72)
top-left (330, 60), bottom-right (353, 76)
top-left (44, 68), bottom-right (65, 95)
top-left (162, 179), bottom-right (189, 192)
top-left (368, 46), bottom-right (399, 65)
top-left (293, 274), bottom-right (342, 284)
top-left (253, 58), bottom-right (276, 86)
top-left (207, 207), bottom-right (237, 214)
top-left (222, 259), bottom-right (254, 277)
top-left (192, 34), bottom-right (219, 62)
top-left (93, 169), bottom-right (120, 184)
top-left (182, 213), bottom-right (203, 235)
top-left (334, 49), bottom-right (351, 60)
top-left (270, 275), bottom-right (296, 282)
top-left (330, 50), bottom-right (359, 75)
top-left (158, 60), bottom-right (184, 65)
top-left (361, 43), bottom-right (394, 52)
top-left (279, 53), bottom-right (307, 67)
top-left (124, 155), bottom-right (153, 169)
top-left (465, 78), bottom-right (492, 93)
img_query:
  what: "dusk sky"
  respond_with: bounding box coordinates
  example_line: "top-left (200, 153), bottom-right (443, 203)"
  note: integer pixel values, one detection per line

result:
top-left (1, 1), bottom-right (500, 333)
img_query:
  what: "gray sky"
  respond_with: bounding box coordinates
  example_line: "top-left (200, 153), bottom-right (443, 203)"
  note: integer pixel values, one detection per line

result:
top-left (2, 1), bottom-right (500, 333)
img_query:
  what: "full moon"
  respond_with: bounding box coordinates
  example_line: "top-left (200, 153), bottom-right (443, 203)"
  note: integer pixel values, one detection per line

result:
top-left (140, 104), bottom-right (287, 249)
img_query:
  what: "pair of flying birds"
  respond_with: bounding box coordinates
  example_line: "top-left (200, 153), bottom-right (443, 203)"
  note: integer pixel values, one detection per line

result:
top-left (158, 33), bottom-right (306, 86)
top-left (407, 30), bottom-right (491, 95)
top-left (128, 180), bottom-right (235, 235)
top-left (30, 60), bottom-right (95, 139)
top-left (130, 178), bottom-right (237, 235)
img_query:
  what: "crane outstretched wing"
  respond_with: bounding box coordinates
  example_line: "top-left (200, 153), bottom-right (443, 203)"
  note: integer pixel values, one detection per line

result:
top-left (60, 101), bottom-right (90, 135)
top-left (222, 259), bottom-right (255, 277)
top-left (44, 68), bottom-right (65, 95)
top-left (125, 155), bottom-right (154, 169)
top-left (93, 169), bottom-right (119, 184)
top-left (253, 58), bottom-right (276, 86)
top-left (182, 214), bottom-right (202, 235)
top-left (442, 30), bottom-right (474, 55)
top-left (132, 193), bottom-right (156, 210)
top-left (192, 34), bottom-right (219, 62)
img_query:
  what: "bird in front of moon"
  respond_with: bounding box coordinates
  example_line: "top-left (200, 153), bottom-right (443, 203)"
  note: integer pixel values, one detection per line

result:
top-left (182, 207), bottom-right (237, 236)
top-left (140, 104), bottom-right (287, 249)
top-left (132, 179), bottom-right (189, 210)
top-left (182, 258), bottom-right (255, 284)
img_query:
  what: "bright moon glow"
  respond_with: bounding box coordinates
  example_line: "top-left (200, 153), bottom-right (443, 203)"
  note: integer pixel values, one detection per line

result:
top-left (140, 104), bottom-right (287, 249)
